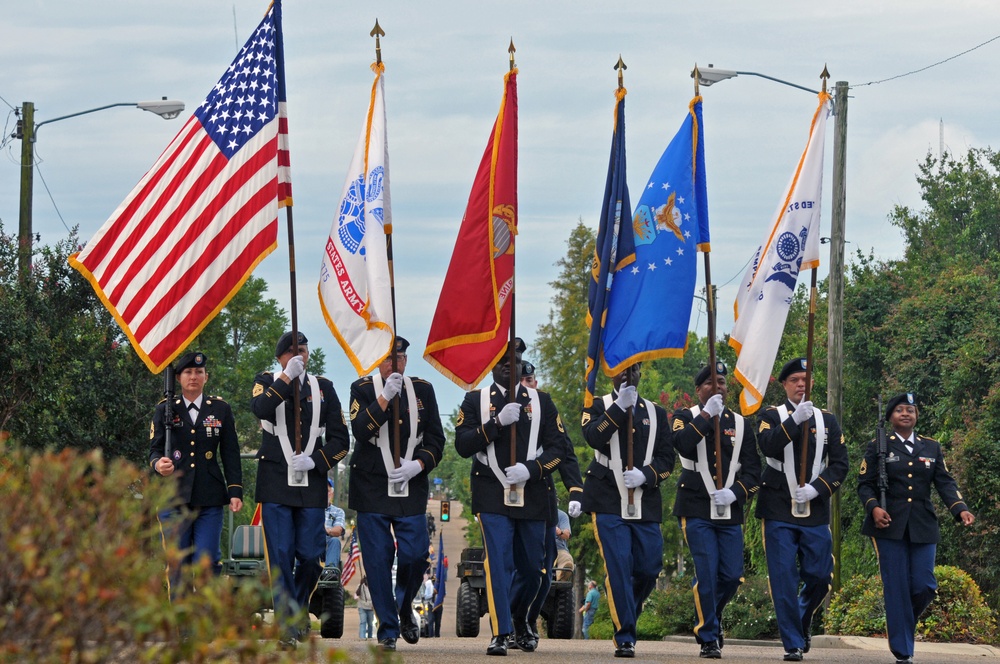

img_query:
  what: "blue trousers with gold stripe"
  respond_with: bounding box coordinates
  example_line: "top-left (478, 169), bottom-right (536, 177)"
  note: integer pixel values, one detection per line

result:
top-left (874, 538), bottom-right (937, 660)
top-left (762, 519), bottom-right (832, 651)
top-left (260, 503), bottom-right (325, 637)
top-left (680, 516), bottom-right (744, 645)
top-left (356, 511), bottom-right (430, 642)
top-left (593, 512), bottom-right (662, 647)
top-left (479, 512), bottom-right (546, 636)
top-left (519, 524), bottom-right (557, 628)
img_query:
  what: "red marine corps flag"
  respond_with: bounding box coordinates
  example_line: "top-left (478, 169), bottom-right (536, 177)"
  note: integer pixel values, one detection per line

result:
top-left (424, 65), bottom-right (518, 389)
top-left (69, 1), bottom-right (291, 373)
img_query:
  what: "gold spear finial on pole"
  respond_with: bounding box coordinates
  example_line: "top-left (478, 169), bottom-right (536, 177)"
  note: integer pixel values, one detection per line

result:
top-left (820, 64), bottom-right (830, 94)
top-left (615, 54), bottom-right (627, 90)
top-left (509, 38), bottom-right (516, 71)
top-left (693, 63), bottom-right (701, 96)
top-left (370, 19), bottom-right (385, 65)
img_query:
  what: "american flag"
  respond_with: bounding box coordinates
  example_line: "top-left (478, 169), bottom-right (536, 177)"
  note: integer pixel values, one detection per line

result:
top-left (69, 0), bottom-right (292, 373)
top-left (341, 530), bottom-right (361, 585)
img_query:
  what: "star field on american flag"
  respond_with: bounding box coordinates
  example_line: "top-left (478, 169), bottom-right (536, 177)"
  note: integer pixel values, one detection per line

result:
top-left (194, 10), bottom-right (278, 159)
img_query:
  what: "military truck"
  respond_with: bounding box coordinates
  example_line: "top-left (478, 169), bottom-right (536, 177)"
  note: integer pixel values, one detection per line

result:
top-left (454, 547), bottom-right (575, 639)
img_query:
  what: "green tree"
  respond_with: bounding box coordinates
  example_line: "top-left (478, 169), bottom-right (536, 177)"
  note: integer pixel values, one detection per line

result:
top-left (835, 147), bottom-right (1000, 603)
top-left (0, 225), bottom-right (158, 463)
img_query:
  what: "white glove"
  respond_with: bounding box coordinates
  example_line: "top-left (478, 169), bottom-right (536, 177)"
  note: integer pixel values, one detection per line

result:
top-left (504, 462), bottom-right (531, 485)
top-left (568, 500), bottom-right (582, 518)
top-left (282, 355), bottom-right (305, 381)
top-left (290, 453), bottom-right (315, 473)
top-left (791, 400), bottom-right (814, 425)
top-left (614, 385), bottom-right (638, 411)
top-left (795, 484), bottom-right (820, 504)
top-left (703, 394), bottom-right (724, 418)
top-left (388, 459), bottom-right (423, 484)
top-left (381, 372), bottom-right (403, 401)
top-left (623, 468), bottom-right (646, 489)
top-left (712, 488), bottom-right (737, 506)
top-left (497, 402), bottom-right (522, 427)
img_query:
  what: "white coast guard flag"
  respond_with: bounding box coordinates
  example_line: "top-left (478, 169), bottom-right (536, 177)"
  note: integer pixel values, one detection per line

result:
top-left (729, 91), bottom-right (832, 415)
top-left (319, 64), bottom-right (394, 375)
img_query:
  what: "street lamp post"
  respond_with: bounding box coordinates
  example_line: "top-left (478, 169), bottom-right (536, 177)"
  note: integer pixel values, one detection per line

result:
top-left (15, 98), bottom-right (185, 280)
top-left (694, 65), bottom-right (849, 591)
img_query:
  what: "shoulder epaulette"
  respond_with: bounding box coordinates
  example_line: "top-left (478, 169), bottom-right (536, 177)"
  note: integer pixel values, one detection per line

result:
top-left (410, 377), bottom-right (431, 385)
top-left (156, 397), bottom-right (167, 405)
top-left (209, 394), bottom-right (227, 402)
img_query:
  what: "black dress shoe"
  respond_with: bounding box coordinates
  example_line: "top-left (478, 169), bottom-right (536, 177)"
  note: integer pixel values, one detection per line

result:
top-left (614, 642), bottom-right (635, 658)
top-left (529, 621), bottom-right (540, 640)
top-left (399, 613), bottom-right (420, 644)
top-left (487, 634), bottom-right (509, 656)
top-left (700, 641), bottom-right (722, 659)
top-left (516, 633), bottom-right (537, 652)
top-left (278, 636), bottom-right (297, 651)
top-left (378, 637), bottom-right (397, 651)
top-left (718, 632), bottom-right (724, 650)
top-left (783, 648), bottom-right (803, 662)
top-left (895, 658), bottom-right (913, 664)
top-left (803, 632), bottom-right (811, 653)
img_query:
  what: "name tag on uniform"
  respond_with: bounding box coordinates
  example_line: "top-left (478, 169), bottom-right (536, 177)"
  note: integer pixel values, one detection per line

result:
top-left (886, 453), bottom-right (901, 464)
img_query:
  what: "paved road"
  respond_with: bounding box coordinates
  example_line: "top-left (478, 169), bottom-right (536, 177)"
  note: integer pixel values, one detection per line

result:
top-left (311, 634), bottom-right (995, 663)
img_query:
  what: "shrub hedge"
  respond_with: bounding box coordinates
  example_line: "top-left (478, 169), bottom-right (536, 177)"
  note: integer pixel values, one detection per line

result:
top-left (826, 566), bottom-right (996, 643)
top-left (0, 445), bottom-right (332, 663)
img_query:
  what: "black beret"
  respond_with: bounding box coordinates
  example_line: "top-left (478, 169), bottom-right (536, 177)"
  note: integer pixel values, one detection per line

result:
top-left (522, 361), bottom-right (536, 377)
top-left (275, 331), bottom-right (308, 357)
top-left (778, 357), bottom-right (808, 382)
top-left (175, 351), bottom-right (207, 372)
top-left (695, 361), bottom-right (727, 387)
top-left (885, 393), bottom-right (917, 420)
top-left (394, 336), bottom-right (410, 353)
top-left (506, 337), bottom-right (526, 355)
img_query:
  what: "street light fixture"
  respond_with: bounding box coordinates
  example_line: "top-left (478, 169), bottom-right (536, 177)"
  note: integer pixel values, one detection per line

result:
top-left (694, 63), bottom-right (849, 590)
top-left (15, 97), bottom-right (186, 280)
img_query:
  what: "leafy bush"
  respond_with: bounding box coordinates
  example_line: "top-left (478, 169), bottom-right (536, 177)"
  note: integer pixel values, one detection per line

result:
top-left (723, 576), bottom-right (780, 640)
top-left (0, 445), bottom-right (327, 663)
top-left (826, 567), bottom-right (996, 643)
top-left (585, 576), bottom-right (779, 642)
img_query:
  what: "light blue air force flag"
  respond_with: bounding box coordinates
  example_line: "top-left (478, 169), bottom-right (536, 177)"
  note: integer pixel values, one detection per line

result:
top-left (601, 97), bottom-right (710, 374)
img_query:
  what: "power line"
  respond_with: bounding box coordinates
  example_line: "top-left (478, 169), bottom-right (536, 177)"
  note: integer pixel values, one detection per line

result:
top-left (854, 33), bottom-right (1000, 87)
top-left (33, 159), bottom-right (72, 235)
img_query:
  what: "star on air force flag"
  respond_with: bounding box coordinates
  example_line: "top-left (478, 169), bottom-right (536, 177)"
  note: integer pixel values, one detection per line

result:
top-left (600, 96), bottom-right (710, 374)
top-left (729, 91), bottom-right (831, 415)
top-left (319, 63), bottom-right (394, 376)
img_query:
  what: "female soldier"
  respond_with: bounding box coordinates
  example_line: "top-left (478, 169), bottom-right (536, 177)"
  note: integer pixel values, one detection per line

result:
top-left (857, 393), bottom-right (975, 664)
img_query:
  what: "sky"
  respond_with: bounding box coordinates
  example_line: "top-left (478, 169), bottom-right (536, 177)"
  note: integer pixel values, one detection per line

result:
top-left (3, 0), bottom-right (999, 415)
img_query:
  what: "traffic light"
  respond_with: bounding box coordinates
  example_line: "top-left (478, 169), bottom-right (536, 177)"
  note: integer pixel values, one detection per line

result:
top-left (440, 499), bottom-right (451, 523)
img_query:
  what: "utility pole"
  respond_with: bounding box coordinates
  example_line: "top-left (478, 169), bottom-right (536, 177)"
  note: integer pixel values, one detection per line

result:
top-left (828, 80), bottom-right (848, 592)
top-left (17, 102), bottom-right (35, 282)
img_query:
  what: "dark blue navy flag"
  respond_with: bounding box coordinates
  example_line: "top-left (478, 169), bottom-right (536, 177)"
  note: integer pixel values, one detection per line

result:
top-left (585, 90), bottom-right (633, 407)
top-left (433, 531), bottom-right (446, 611)
top-left (601, 96), bottom-right (710, 373)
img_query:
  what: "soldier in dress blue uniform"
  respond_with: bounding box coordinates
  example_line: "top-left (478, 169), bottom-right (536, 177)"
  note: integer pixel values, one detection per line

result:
top-left (455, 338), bottom-right (573, 656)
top-left (756, 357), bottom-right (848, 662)
top-left (347, 336), bottom-right (445, 652)
top-left (511, 361), bottom-right (584, 650)
top-left (581, 362), bottom-right (674, 659)
top-left (250, 331), bottom-right (350, 648)
top-left (857, 393), bottom-right (975, 664)
top-left (672, 361), bottom-right (760, 659)
top-left (151, 351), bottom-right (243, 597)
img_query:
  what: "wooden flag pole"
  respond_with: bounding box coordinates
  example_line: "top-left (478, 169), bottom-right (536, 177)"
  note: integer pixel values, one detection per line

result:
top-left (703, 253), bottom-right (726, 517)
top-left (372, 19), bottom-right (405, 494)
top-left (285, 205), bottom-right (304, 483)
top-left (613, 54), bottom-right (637, 517)
top-left (694, 65), bottom-right (725, 517)
top-left (796, 268), bottom-right (819, 516)
top-left (506, 39), bottom-right (520, 506)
